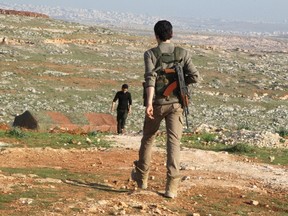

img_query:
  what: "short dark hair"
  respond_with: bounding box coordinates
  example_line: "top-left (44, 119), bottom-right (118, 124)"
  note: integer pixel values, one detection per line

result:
top-left (122, 84), bottom-right (128, 89)
top-left (154, 20), bottom-right (173, 41)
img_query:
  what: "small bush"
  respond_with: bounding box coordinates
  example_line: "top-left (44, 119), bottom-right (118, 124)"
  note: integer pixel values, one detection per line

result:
top-left (88, 131), bottom-right (98, 137)
top-left (276, 127), bottom-right (288, 138)
top-left (237, 124), bottom-right (251, 130)
top-left (201, 133), bottom-right (217, 142)
top-left (6, 128), bottom-right (26, 138)
top-left (226, 143), bottom-right (255, 153)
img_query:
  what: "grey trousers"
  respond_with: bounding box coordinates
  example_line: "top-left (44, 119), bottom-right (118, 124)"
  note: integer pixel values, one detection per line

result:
top-left (137, 103), bottom-right (183, 180)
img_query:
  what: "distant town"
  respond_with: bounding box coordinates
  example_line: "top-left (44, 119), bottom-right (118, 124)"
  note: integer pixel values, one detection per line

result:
top-left (1, 3), bottom-right (288, 37)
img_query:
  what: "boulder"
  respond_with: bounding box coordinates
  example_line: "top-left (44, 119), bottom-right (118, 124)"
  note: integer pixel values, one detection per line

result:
top-left (13, 110), bottom-right (38, 130)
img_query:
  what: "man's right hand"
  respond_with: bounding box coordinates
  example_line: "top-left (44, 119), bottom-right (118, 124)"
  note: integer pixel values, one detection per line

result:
top-left (146, 104), bottom-right (154, 119)
top-left (145, 87), bottom-right (155, 119)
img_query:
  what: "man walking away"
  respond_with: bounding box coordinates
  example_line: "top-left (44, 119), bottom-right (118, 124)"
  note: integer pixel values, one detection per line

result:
top-left (131, 20), bottom-right (199, 198)
top-left (111, 84), bottom-right (132, 134)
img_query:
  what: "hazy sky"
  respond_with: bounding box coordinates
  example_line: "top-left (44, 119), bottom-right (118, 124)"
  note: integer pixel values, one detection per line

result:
top-left (2, 0), bottom-right (288, 22)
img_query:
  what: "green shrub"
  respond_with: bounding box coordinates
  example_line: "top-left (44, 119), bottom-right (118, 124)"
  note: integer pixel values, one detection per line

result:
top-left (226, 143), bottom-right (255, 153)
top-left (201, 133), bottom-right (217, 142)
top-left (276, 127), bottom-right (288, 138)
top-left (6, 128), bottom-right (27, 138)
top-left (237, 124), bottom-right (251, 130)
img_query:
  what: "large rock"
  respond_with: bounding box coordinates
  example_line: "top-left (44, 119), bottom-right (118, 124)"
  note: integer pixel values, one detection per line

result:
top-left (12, 111), bottom-right (116, 133)
top-left (13, 111), bottom-right (38, 130)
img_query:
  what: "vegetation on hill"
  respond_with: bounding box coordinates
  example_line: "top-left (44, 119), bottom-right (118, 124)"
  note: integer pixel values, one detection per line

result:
top-left (0, 13), bottom-right (287, 216)
top-left (0, 14), bottom-right (287, 134)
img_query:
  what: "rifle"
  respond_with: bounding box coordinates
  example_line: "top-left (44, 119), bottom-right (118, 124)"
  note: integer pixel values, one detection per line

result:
top-left (174, 63), bottom-right (190, 129)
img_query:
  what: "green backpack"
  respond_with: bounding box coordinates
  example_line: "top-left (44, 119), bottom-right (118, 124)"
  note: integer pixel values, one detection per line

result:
top-left (151, 46), bottom-right (183, 100)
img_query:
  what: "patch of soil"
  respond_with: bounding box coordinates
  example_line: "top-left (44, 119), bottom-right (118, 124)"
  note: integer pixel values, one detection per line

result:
top-left (0, 123), bottom-right (10, 130)
top-left (0, 134), bottom-right (287, 215)
top-left (47, 112), bottom-right (74, 125)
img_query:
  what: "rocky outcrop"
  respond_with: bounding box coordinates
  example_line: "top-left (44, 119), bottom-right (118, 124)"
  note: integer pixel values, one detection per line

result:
top-left (193, 124), bottom-right (287, 149)
top-left (13, 111), bottom-right (39, 130)
top-left (0, 9), bottom-right (49, 18)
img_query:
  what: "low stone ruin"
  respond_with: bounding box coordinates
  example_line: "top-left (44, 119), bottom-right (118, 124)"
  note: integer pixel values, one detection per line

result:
top-left (12, 110), bottom-right (117, 133)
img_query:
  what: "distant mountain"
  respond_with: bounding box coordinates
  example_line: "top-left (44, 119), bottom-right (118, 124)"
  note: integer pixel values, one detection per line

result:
top-left (1, 3), bottom-right (288, 36)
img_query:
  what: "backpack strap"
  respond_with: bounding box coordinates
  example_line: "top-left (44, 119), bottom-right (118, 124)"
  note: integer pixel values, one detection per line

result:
top-left (151, 47), bottom-right (163, 69)
top-left (174, 46), bottom-right (182, 63)
top-left (152, 46), bottom-right (182, 68)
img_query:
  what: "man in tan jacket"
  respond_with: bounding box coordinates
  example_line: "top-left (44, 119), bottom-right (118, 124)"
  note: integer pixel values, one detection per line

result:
top-left (131, 20), bottom-right (199, 198)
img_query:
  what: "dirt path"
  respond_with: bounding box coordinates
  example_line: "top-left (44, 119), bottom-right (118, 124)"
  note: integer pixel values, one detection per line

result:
top-left (107, 134), bottom-right (288, 192)
top-left (0, 134), bottom-right (287, 215)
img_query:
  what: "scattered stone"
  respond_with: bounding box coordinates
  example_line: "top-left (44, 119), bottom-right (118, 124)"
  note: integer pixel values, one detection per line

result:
top-left (35, 178), bottom-right (62, 184)
top-left (27, 174), bottom-right (38, 178)
top-left (87, 206), bottom-right (99, 213)
top-left (0, 141), bottom-right (10, 148)
top-left (11, 174), bottom-right (27, 178)
top-left (19, 198), bottom-right (34, 205)
top-left (97, 200), bottom-right (108, 206)
top-left (269, 156), bottom-right (275, 162)
top-left (136, 203), bottom-right (148, 210)
top-left (154, 208), bottom-right (162, 214)
top-left (86, 137), bottom-right (92, 144)
top-left (119, 209), bottom-right (126, 215)
top-left (250, 200), bottom-right (259, 206)
top-left (182, 176), bottom-right (191, 181)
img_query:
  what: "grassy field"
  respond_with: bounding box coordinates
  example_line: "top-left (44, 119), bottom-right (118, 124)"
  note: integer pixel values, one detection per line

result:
top-left (1, 128), bottom-right (287, 166)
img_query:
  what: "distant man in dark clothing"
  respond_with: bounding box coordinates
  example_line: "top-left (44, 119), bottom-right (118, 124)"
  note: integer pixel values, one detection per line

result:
top-left (111, 84), bottom-right (132, 134)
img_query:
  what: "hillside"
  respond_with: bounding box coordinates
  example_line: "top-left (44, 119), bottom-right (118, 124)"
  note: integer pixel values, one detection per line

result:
top-left (0, 13), bottom-right (287, 216)
top-left (0, 13), bottom-right (287, 135)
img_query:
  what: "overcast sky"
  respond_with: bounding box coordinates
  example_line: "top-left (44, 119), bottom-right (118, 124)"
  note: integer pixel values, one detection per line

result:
top-left (2, 0), bottom-right (288, 23)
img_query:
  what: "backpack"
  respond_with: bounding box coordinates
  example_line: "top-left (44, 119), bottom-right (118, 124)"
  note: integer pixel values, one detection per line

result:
top-left (151, 46), bottom-right (183, 101)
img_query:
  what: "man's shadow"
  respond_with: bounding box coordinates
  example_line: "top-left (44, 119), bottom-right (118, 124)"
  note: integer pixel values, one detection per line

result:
top-left (62, 179), bottom-right (130, 193)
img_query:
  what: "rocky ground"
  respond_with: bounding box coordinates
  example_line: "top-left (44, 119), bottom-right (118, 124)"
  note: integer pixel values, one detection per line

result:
top-left (0, 134), bottom-right (287, 216)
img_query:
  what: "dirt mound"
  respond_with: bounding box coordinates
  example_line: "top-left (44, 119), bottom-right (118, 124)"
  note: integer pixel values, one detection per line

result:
top-left (0, 9), bottom-right (49, 18)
